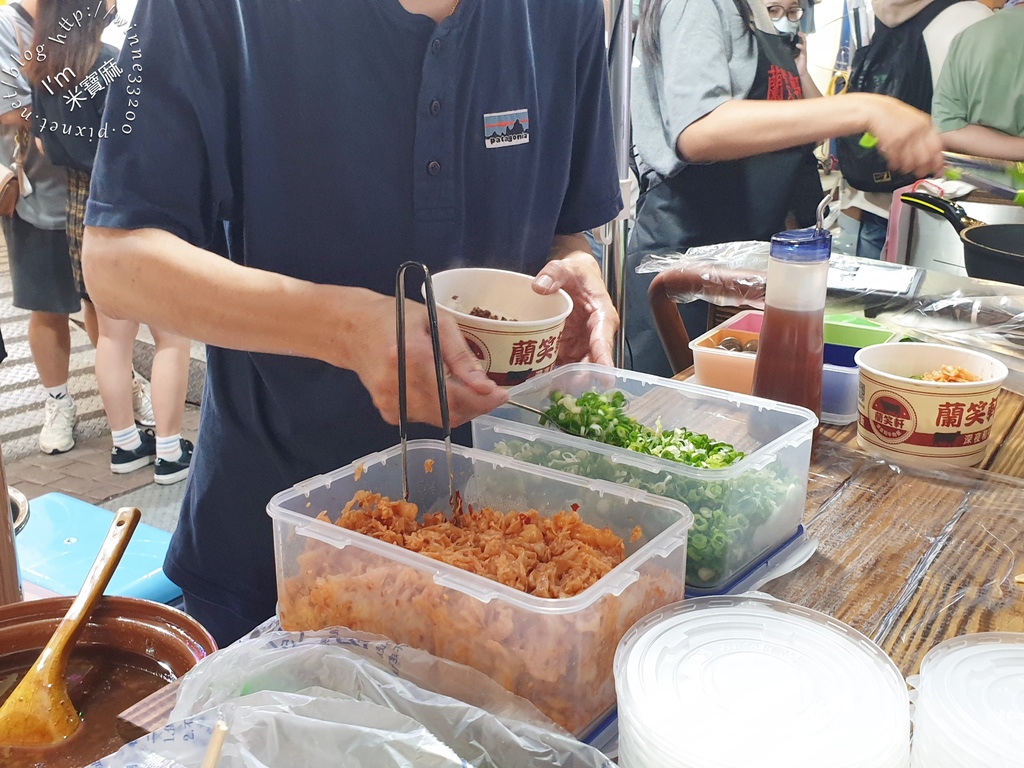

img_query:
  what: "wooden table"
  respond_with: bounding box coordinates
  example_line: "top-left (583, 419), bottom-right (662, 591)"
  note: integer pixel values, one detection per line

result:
top-left (677, 369), bottom-right (1024, 678)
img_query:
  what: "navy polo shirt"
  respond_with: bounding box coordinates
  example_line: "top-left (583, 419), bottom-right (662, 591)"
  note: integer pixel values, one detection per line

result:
top-left (86, 0), bottom-right (621, 623)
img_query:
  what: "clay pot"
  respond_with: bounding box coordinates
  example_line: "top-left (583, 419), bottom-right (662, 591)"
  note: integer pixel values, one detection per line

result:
top-left (0, 596), bottom-right (216, 767)
top-left (0, 595), bottom-right (216, 675)
top-left (8, 486), bottom-right (28, 535)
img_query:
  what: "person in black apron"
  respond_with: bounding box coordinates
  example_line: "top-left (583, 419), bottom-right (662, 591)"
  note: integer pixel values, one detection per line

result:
top-left (627, 0), bottom-right (822, 378)
top-left (626, 0), bottom-right (943, 378)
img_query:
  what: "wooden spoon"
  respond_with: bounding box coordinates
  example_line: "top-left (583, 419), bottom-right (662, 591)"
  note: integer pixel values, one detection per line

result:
top-left (0, 506), bottom-right (141, 747)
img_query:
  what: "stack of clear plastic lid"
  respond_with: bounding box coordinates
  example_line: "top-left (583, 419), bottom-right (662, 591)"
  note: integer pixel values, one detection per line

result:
top-left (614, 594), bottom-right (911, 768)
top-left (910, 633), bottom-right (1024, 768)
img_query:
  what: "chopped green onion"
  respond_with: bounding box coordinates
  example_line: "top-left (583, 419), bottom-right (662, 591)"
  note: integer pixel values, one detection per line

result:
top-left (540, 390), bottom-right (745, 470)
top-left (495, 389), bottom-right (798, 588)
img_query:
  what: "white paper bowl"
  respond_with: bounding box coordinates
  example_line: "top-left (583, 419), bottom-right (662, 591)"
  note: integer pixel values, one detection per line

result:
top-left (429, 268), bottom-right (572, 386)
top-left (854, 343), bottom-right (1008, 467)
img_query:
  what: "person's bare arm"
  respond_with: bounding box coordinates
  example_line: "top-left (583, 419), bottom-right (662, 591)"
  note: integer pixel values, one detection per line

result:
top-left (677, 92), bottom-right (943, 178)
top-left (939, 124), bottom-right (1024, 162)
top-left (0, 109), bottom-right (28, 128)
top-left (532, 232), bottom-right (618, 366)
top-left (82, 226), bottom-right (507, 425)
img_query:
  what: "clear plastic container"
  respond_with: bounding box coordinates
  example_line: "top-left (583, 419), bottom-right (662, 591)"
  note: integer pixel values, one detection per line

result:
top-left (614, 595), bottom-right (911, 768)
top-left (471, 364), bottom-right (816, 592)
top-left (690, 309), bottom-right (763, 395)
top-left (691, 312), bottom-right (897, 426)
top-left (821, 363), bottom-right (859, 425)
top-left (823, 314), bottom-right (904, 367)
top-left (267, 439), bottom-right (693, 736)
top-left (909, 633), bottom-right (1024, 768)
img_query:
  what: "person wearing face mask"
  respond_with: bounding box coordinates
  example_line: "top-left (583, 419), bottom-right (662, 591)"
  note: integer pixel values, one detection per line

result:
top-left (626, 0), bottom-right (944, 376)
top-left (765, 0), bottom-right (823, 99)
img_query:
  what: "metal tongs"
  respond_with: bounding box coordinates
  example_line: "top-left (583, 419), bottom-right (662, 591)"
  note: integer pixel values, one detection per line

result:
top-left (395, 262), bottom-right (455, 510)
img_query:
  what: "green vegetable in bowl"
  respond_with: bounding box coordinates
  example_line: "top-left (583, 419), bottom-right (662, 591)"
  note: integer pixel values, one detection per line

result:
top-left (539, 390), bottom-right (745, 469)
top-left (496, 390), bottom-right (800, 589)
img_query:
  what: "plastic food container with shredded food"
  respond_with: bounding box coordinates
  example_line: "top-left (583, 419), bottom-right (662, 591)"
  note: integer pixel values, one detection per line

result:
top-left (472, 363), bottom-right (816, 594)
top-left (614, 594), bottom-right (912, 768)
top-left (267, 439), bottom-right (692, 736)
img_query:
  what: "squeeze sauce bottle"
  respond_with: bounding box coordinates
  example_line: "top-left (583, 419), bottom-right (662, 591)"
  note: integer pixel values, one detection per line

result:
top-left (751, 224), bottom-right (831, 417)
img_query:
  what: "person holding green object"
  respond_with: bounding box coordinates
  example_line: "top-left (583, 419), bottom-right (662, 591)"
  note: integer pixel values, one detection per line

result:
top-left (625, 0), bottom-right (946, 377)
top-left (841, 0), bottom-right (991, 261)
top-left (932, 3), bottom-right (1024, 162)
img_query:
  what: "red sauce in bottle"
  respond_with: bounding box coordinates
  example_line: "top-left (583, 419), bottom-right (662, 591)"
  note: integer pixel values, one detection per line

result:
top-left (751, 226), bottom-right (831, 418)
top-left (751, 306), bottom-right (824, 415)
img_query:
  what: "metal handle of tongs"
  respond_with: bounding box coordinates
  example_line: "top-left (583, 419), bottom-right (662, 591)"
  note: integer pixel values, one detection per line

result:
top-left (396, 261), bottom-right (455, 509)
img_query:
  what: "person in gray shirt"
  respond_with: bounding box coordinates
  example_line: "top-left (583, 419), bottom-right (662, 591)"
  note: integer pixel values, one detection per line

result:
top-left (625, 0), bottom-right (945, 377)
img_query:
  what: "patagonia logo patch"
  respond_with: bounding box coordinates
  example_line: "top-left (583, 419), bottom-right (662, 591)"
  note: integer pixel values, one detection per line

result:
top-left (483, 109), bottom-right (529, 148)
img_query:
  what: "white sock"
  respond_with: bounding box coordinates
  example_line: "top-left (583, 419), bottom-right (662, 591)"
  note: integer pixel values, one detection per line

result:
top-left (45, 384), bottom-right (69, 400)
top-left (156, 434), bottom-right (182, 462)
top-left (112, 425), bottom-right (142, 451)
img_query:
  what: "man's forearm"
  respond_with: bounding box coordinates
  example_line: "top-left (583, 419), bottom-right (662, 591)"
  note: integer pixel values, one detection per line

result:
top-left (940, 124), bottom-right (1024, 162)
top-left (82, 226), bottom-right (378, 369)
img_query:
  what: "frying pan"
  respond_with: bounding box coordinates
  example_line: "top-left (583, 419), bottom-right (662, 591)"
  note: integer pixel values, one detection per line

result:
top-left (901, 192), bottom-right (1024, 286)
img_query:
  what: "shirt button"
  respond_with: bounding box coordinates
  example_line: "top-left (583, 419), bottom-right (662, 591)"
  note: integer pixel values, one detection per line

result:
top-left (431, 38), bottom-right (442, 54)
top-left (427, 160), bottom-right (441, 176)
top-left (429, 99), bottom-right (441, 116)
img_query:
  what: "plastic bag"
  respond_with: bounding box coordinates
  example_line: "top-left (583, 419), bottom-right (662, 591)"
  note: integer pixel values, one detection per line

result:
top-left (91, 693), bottom-right (468, 768)
top-left (91, 626), bottom-right (614, 768)
top-left (636, 241), bottom-right (770, 307)
top-left (638, 243), bottom-right (1024, 393)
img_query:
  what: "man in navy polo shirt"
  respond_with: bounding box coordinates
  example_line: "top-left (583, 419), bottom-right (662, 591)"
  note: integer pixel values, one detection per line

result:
top-left (82, 0), bottom-right (623, 645)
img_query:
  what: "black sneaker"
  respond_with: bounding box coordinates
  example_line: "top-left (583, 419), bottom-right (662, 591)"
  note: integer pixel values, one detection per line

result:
top-left (154, 438), bottom-right (194, 485)
top-left (110, 428), bottom-right (156, 474)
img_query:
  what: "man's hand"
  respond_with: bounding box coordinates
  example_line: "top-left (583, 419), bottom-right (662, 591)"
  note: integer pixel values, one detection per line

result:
top-left (534, 235), bottom-right (619, 366)
top-left (348, 293), bottom-right (508, 427)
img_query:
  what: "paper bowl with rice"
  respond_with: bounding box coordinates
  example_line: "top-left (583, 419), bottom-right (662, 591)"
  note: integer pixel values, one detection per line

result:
top-left (854, 342), bottom-right (1008, 467)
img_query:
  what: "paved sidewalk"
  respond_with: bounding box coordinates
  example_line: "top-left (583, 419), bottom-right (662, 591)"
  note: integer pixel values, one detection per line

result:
top-left (1, 237), bottom-right (201, 533)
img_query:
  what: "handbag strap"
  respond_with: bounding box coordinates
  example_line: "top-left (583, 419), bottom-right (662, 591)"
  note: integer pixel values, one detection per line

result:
top-left (14, 128), bottom-right (29, 166)
top-left (10, 129), bottom-right (29, 193)
top-left (10, 2), bottom-right (33, 27)
top-left (6, 10), bottom-right (31, 186)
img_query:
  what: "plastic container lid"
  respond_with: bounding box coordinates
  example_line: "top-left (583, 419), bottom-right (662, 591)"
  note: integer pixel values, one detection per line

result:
top-left (911, 633), bottom-right (1024, 768)
top-left (614, 594), bottom-right (910, 768)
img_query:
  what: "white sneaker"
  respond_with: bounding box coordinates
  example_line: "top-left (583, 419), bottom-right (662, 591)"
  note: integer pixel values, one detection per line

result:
top-left (132, 372), bottom-right (156, 427)
top-left (39, 396), bottom-right (76, 454)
